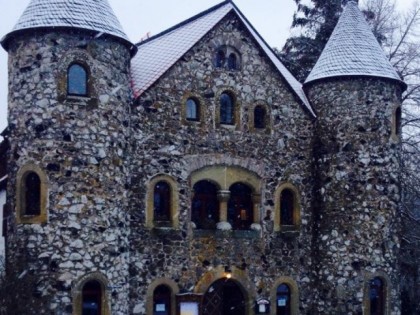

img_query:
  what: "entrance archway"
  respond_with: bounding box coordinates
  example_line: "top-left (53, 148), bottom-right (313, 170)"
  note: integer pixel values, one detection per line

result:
top-left (202, 278), bottom-right (246, 315)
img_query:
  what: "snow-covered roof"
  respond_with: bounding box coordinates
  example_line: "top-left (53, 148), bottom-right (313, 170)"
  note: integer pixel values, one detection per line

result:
top-left (1, 0), bottom-right (133, 50)
top-left (305, 1), bottom-right (403, 86)
top-left (131, 1), bottom-right (315, 117)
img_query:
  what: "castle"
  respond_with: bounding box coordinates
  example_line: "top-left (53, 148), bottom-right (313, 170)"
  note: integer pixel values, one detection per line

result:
top-left (0, 0), bottom-right (405, 314)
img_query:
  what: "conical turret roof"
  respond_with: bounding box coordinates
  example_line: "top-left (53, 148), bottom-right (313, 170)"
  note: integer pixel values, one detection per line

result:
top-left (1, 0), bottom-right (133, 50)
top-left (305, 1), bottom-right (403, 86)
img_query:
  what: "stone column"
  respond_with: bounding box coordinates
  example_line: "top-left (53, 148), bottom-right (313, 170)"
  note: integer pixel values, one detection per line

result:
top-left (216, 190), bottom-right (231, 230)
top-left (251, 193), bottom-right (262, 231)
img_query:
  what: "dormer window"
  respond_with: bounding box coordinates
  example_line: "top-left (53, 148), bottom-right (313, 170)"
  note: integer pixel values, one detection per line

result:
top-left (68, 63), bottom-right (88, 96)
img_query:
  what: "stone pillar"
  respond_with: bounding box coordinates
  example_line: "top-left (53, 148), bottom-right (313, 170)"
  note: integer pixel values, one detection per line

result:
top-left (216, 190), bottom-right (231, 230)
top-left (252, 193), bottom-right (261, 223)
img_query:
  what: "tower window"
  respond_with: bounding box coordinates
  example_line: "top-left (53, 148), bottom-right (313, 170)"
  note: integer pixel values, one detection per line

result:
top-left (154, 181), bottom-right (171, 222)
top-left (192, 180), bottom-right (219, 229)
top-left (68, 63), bottom-right (88, 96)
top-left (153, 285), bottom-right (172, 315)
top-left (220, 93), bottom-right (234, 125)
top-left (227, 53), bottom-right (237, 70)
top-left (369, 277), bottom-right (385, 315)
top-left (82, 280), bottom-right (102, 315)
top-left (276, 284), bottom-right (291, 315)
top-left (254, 105), bottom-right (266, 129)
top-left (280, 189), bottom-right (295, 226)
top-left (186, 98), bottom-right (200, 121)
top-left (395, 107), bottom-right (401, 136)
top-left (23, 172), bottom-right (41, 216)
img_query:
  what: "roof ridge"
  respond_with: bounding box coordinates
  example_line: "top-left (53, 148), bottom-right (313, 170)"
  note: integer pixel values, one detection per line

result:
top-left (136, 1), bottom-right (230, 47)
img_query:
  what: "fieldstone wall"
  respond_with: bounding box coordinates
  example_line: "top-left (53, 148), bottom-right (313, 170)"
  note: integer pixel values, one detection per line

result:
top-left (306, 78), bottom-right (403, 314)
top-left (4, 31), bottom-right (132, 314)
top-left (129, 14), bottom-right (315, 314)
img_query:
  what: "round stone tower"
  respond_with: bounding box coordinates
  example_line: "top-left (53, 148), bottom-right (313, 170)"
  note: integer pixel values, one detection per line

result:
top-left (1, 0), bottom-right (135, 313)
top-left (304, 1), bottom-right (405, 314)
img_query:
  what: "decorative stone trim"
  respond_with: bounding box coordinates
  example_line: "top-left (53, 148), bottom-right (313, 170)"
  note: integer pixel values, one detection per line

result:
top-left (16, 163), bottom-right (48, 224)
top-left (274, 182), bottom-right (301, 232)
top-left (145, 174), bottom-right (179, 229)
top-left (270, 277), bottom-right (299, 315)
top-left (72, 272), bottom-right (110, 315)
top-left (146, 278), bottom-right (179, 315)
top-left (363, 271), bottom-right (391, 315)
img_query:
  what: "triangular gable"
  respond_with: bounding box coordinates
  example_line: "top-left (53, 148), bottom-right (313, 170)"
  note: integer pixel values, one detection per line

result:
top-left (130, 1), bottom-right (315, 117)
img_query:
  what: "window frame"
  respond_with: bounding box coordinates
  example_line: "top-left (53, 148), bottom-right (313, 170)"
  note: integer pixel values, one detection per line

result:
top-left (274, 183), bottom-right (301, 232)
top-left (67, 63), bottom-right (89, 97)
top-left (219, 92), bottom-right (235, 126)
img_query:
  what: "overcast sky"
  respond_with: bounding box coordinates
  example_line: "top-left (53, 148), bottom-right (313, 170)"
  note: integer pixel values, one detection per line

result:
top-left (0, 0), bottom-right (416, 136)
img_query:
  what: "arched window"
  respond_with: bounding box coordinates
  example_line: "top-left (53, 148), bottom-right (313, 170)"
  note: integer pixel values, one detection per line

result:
top-left (216, 50), bottom-right (225, 68)
top-left (82, 280), bottom-right (102, 315)
top-left (369, 277), bottom-right (385, 315)
top-left (254, 106), bottom-right (266, 129)
top-left (154, 181), bottom-right (171, 222)
top-left (280, 189), bottom-right (295, 226)
top-left (276, 284), bottom-right (291, 315)
top-left (228, 183), bottom-right (253, 230)
top-left (395, 107), bottom-right (401, 136)
top-left (220, 93), bottom-right (234, 125)
top-left (23, 172), bottom-right (41, 216)
top-left (186, 98), bottom-right (200, 121)
top-left (192, 180), bottom-right (219, 229)
top-left (153, 285), bottom-right (172, 315)
top-left (68, 63), bottom-right (88, 96)
top-left (227, 53), bottom-right (237, 70)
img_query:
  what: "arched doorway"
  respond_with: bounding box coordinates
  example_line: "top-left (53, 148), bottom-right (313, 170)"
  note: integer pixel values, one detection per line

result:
top-left (202, 278), bottom-right (246, 315)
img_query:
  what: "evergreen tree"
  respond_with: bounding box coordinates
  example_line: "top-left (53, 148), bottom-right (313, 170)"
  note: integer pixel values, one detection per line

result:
top-left (280, 0), bottom-right (343, 81)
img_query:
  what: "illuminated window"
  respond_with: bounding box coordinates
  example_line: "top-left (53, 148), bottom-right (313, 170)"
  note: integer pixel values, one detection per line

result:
top-left (153, 285), bottom-right (172, 315)
top-left (68, 63), bottom-right (88, 96)
top-left (192, 180), bottom-right (219, 229)
top-left (276, 284), bottom-right (291, 315)
top-left (228, 183), bottom-right (253, 230)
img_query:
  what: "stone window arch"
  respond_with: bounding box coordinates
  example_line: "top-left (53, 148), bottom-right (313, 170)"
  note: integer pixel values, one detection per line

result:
top-left (73, 273), bottom-right (110, 315)
top-left (67, 63), bottom-right (88, 96)
top-left (274, 183), bottom-right (301, 232)
top-left (220, 92), bottom-right (235, 125)
top-left (57, 50), bottom-right (97, 104)
top-left (190, 166), bottom-right (262, 231)
top-left (250, 103), bottom-right (271, 133)
top-left (191, 180), bottom-right (220, 229)
top-left (214, 46), bottom-right (241, 70)
top-left (181, 93), bottom-right (205, 125)
top-left (146, 175), bottom-right (179, 229)
top-left (364, 273), bottom-right (389, 315)
top-left (270, 277), bottom-right (299, 315)
top-left (146, 278), bottom-right (179, 315)
top-left (16, 163), bottom-right (48, 224)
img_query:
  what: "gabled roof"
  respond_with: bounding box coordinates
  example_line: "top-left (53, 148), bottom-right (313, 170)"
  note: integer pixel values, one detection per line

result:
top-left (131, 1), bottom-right (315, 117)
top-left (305, 1), bottom-right (404, 86)
top-left (1, 0), bottom-right (134, 52)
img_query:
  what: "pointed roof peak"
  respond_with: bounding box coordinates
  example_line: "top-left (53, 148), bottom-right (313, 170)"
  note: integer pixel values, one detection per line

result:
top-left (1, 0), bottom-right (134, 52)
top-left (305, 0), bottom-right (404, 87)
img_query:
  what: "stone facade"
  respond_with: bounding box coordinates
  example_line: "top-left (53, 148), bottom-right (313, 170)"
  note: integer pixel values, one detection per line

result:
top-left (0, 2), bottom-right (404, 315)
